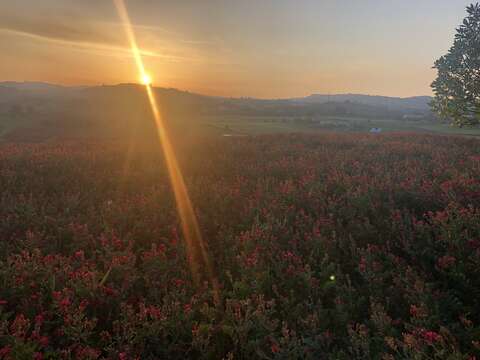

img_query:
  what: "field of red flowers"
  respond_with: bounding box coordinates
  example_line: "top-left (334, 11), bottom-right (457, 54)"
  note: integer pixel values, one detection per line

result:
top-left (0, 133), bottom-right (479, 359)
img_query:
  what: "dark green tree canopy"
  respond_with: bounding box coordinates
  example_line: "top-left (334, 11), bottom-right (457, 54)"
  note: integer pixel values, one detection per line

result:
top-left (431, 3), bottom-right (480, 126)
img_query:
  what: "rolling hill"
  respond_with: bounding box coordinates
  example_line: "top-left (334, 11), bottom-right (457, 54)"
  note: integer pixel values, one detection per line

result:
top-left (0, 82), bottom-right (437, 141)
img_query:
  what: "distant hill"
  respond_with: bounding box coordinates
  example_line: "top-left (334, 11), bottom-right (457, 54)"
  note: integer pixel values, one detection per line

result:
top-left (297, 94), bottom-right (432, 112)
top-left (0, 81), bottom-right (435, 141)
top-left (0, 81), bottom-right (80, 98)
top-left (0, 81), bottom-right (432, 110)
top-left (1, 81), bottom-right (68, 91)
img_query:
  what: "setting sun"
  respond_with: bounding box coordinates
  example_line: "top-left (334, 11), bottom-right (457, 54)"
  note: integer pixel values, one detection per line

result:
top-left (141, 73), bottom-right (152, 85)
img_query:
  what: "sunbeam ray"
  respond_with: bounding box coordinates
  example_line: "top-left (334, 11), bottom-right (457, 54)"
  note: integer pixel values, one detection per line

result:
top-left (113, 0), bottom-right (220, 305)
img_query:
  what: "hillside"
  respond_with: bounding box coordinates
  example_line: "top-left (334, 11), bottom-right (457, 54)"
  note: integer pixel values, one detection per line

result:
top-left (0, 82), bottom-right (440, 141)
top-left (298, 94), bottom-right (432, 111)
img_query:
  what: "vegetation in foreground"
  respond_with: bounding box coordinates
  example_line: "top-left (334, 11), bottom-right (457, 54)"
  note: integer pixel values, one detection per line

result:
top-left (0, 133), bottom-right (479, 359)
top-left (200, 114), bottom-right (480, 137)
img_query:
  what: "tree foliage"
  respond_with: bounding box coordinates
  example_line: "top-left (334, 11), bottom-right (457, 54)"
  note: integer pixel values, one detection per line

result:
top-left (431, 3), bottom-right (480, 126)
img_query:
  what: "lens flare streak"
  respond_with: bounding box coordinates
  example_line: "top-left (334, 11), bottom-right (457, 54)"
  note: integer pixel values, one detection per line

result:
top-left (113, 0), bottom-right (220, 304)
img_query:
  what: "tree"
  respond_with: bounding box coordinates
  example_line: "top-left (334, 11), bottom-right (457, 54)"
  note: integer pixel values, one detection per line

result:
top-left (431, 3), bottom-right (480, 126)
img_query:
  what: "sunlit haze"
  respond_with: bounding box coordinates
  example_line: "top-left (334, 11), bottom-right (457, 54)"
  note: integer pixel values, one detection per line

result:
top-left (112, 0), bottom-right (220, 301)
top-left (1, 1), bottom-right (480, 358)
top-left (0, 0), bottom-right (472, 98)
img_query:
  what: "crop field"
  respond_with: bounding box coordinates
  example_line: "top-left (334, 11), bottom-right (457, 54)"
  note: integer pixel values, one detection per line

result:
top-left (200, 115), bottom-right (480, 137)
top-left (0, 133), bottom-right (479, 359)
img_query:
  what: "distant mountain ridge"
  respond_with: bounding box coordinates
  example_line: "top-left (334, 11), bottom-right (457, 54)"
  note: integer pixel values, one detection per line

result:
top-left (0, 81), bottom-right (68, 91)
top-left (297, 94), bottom-right (432, 111)
top-left (0, 81), bottom-right (437, 142)
top-left (0, 81), bottom-right (432, 110)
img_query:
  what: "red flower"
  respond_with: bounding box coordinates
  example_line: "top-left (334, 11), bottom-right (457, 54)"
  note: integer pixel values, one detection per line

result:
top-left (35, 313), bottom-right (45, 325)
top-left (358, 257), bottom-right (367, 272)
top-left (172, 278), bottom-right (185, 287)
top-left (103, 286), bottom-right (115, 296)
top-left (39, 336), bottom-right (49, 347)
top-left (11, 313), bottom-right (29, 338)
top-left (79, 299), bottom-right (89, 311)
top-left (423, 331), bottom-right (441, 344)
top-left (468, 239), bottom-right (480, 249)
top-left (271, 342), bottom-right (280, 353)
top-left (74, 250), bottom-right (85, 260)
top-left (0, 346), bottom-right (12, 357)
top-left (437, 255), bottom-right (456, 270)
top-left (60, 297), bottom-right (71, 309)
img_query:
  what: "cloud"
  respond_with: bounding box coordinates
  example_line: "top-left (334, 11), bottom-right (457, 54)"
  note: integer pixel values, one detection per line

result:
top-left (0, 18), bottom-right (204, 63)
top-left (0, 0), bottom-right (230, 66)
top-left (0, 11), bottom-right (118, 43)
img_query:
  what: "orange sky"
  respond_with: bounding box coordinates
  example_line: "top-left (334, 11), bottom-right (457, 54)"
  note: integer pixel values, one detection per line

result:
top-left (0, 0), bottom-right (472, 98)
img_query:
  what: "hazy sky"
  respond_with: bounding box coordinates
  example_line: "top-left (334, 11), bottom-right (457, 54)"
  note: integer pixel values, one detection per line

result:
top-left (0, 0), bottom-right (473, 98)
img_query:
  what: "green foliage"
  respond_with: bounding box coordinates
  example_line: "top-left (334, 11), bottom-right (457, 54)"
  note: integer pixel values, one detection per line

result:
top-left (0, 134), bottom-right (479, 358)
top-left (431, 3), bottom-right (480, 126)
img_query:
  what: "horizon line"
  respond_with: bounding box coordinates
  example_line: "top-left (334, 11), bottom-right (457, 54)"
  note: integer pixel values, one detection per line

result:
top-left (0, 80), bottom-right (433, 101)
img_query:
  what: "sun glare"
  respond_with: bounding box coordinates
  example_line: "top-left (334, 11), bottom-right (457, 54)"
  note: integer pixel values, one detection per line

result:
top-left (113, 0), bottom-right (220, 305)
top-left (141, 73), bottom-right (152, 85)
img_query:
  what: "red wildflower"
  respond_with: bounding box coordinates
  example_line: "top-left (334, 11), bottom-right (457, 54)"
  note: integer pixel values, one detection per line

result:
top-left (0, 346), bottom-right (11, 357)
top-left (358, 257), bottom-right (367, 272)
top-left (75, 346), bottom-right (101, 359)
top-left (60, 297), bottom-right (71, 309)
top-left (52, 291), bottom-right (62, 300)
top-left (10, 313), bottom-right (30, 338)
top-left (147, 305), bottom-right (162, 320)
top-left (74, 250), bottom-right (84, 260)
top-left (468, 239), bottom-right (480, 249)
top-left (437, 255), bottom-right (456, 270)
top-left (103, 286), bottom-right (115, 296)
top-left (172, 278), bottom-right (185, 287)
top-left (39, 336), bottom-right (49, 347)
top-left (192, 324), bottom-right (199, 337)
top-left (79, 299), bottom-right (89, 311)
top-left (35, 313), bottom-right (45, 325)
top-left (423, 330), bottom-right (442, 344)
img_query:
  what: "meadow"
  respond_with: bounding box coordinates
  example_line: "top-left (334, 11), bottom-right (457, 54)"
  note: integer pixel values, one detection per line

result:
top-left (201, 114), bottom-right (480, 137)
top-left (0, 133), bottom-right (479, 359)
